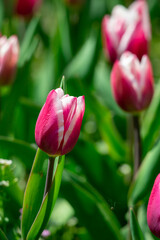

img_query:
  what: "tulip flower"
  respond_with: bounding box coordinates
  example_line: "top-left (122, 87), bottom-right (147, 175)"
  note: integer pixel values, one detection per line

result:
top-left (111, 51), bottom-right (154, 112)
top-left (0, 35), bottom-right (19, 86)
top-left (102, 0), bottom-right (151, 63)
top-left (15, 0), bottom-right (41, 17)
top-left (147, 174), bottom-right (160, 238)
top-left (35, 88), bottom-right (85, 156)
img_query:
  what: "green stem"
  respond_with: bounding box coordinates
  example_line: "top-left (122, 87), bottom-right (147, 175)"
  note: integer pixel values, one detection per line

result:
top-left (132, 115), bottom-right (141, 178)
top-left (44, 157), bottom-right (55, 197)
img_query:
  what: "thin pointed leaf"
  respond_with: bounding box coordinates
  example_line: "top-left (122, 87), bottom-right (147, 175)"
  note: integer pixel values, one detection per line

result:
top-left (26, 156), bottom-right (65, 240)
top-left (19, 17), bottom-right (40, 66)
top-left (130, 208), bottom-right (145, 240)
top-left (21, 148), bottom-right (48, 240)
top-left (62, 170), bottom-right (124, 240)
top-left (0, 229), bottom-right (8, 240)
top-left (128, 139), bottom-right (160, 205)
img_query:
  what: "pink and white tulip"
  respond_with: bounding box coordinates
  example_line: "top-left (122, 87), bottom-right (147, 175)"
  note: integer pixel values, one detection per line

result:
top-left (147, 174), bottom-right (160, 238)
top-left (35, 88), bottom-right (85, 156)
top-left (0, 35), bottom-right (19, 86)
top-left (111, 51), bottom-right (154, 112)
top-left (102, 0), bottom-right (151, 63)
top-left (15, 0), bottom-right (41, 17)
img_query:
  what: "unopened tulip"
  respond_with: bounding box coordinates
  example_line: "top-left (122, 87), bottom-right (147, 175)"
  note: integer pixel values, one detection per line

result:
top-left (0, 35), bottom-right (19, 86)
top-left (102, 0), bottom-right (151, 63)
top-left (111, 51), bottom-right (154, 112)
top-left (15, 0), bottom-right (41, 17)
top-left (147, 174), bottom-right (160, 238)
top-left (35, 88), bottom-right (85, 156)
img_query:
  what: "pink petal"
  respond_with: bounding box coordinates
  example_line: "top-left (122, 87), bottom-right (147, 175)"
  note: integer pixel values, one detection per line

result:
top-left (147, 174), bottom-right (160, 238)
top-left (35, 89), bottom-right (64, 156)
top-left (102, 16), bottom-right (117, 63)
top-left (0, 36), bottom-right (19, 85)
top-left (61, 96), bottom-right (85, 155)
top-left (61, 96), bottom-right (77, 135)
top-left (111, 61), bottom-right (141, 112)
top-left (126, 21), bottom-right (148, 60)
top-left (130, 0), bottom-right (151, 40)
top-left (140, 55), bottom-right (154, 108)
top-left (55, 88), bottom-right (64, 99)
top-left (16, 0), bottom-right (41, 16)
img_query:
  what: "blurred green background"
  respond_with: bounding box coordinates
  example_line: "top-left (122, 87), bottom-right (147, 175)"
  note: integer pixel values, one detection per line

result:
top-left (1, 0), bottom-right (160, 239)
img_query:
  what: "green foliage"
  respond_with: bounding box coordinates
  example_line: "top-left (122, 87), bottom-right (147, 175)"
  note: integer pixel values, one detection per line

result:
top-left (1, 0), bottom-right (160, 239)
top-left (21, 149), bottom-right (65, 240)
top-left (130, 208), bottom-right (144, 240)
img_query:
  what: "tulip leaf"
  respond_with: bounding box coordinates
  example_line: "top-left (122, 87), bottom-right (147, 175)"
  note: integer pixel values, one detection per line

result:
top-left (54, 0), bottom-right (72, 62)
top-left (87, 93), bottom-right (128, 161)
top-left (19, 17), bottom-right (40, 66)
top-left (21, 148), bottom-right (65, 240)
top-left (61, 170), bottom-right (124, 240)
top-left (21, 148), bottom-right (48, 240)
top-left (128, 138), bottom-right (160, 206)
top-left (26, 155), bottom-right (65, 240)
top-left (130, 208), bottom-right (145, 240)
top-left (64, 28), bottom-right (98, 80)
top-left (93, 59), bottom-right (124, 115)
top-left (0, 136), bottom-right (36, 170)
top-left (71, 138), bottom-right (128, 224)
top-left (142, 81), bottom-right (160, 157)
top-left (0, 0), bottom-right (4, 29)
top-left (0, 229), bottom-right (8, 240)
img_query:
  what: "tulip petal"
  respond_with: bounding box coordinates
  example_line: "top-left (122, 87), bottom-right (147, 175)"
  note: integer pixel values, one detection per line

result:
top-left (61, 96), bottom-right (77, 135)
top-left (147, 174), bottom-right (160, 238)
top-left (61, 96), bottom-right (85, 155)
top-left (111, 61), bottom-right (141, 112)
top-left (140, 55), bottom-right (154, 108)
top-left (102, 16), bottom-right (117, 62)
top-left (35, 90), bottom-right (64, 156)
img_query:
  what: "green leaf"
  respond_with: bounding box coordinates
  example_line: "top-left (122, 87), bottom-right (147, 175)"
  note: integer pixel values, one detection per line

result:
top-left (93, 59), bottom-right (124, 115)
top-left (0, 136), bottom-right (36, 170)
top-left (21, 148), bottom-right (48, 239)
top-left (21, 148), bottom-right (65, 240)
top-left (87, 93), bottom-right (128, 161)
top-left (128, 139), bottom-right (160, 206)
top-left (142, 81), bottom-right (160, 156)
top-left (71, 137), bottom-right (128, 224)
top-left (130, 208), bottom-right (145, 240)
top-left (64, 28), bottom-right (98, 79)
top-left (61, 170), bottom-right (124, 240)
top-left (54, 0), bottom-right (72, 62)
top-left (0, 229), bottom-right (8, 240)
top-left (26, 155), bottom-right (65, 240)
top-left (19, 17), bottom-right (40, 67)
top-left (0, 0), bottom-right (4, 29)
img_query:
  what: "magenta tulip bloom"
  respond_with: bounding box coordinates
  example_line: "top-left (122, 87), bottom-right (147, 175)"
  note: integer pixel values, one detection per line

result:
top-left (111, 51), bottom-right (154, 112)
top-left (15, 0), bottom-right (41, 17)
top-left (147, 174), bottom-right (160, 238)
top-left (0, 35), bottom-right (19, 86)
top-left (102, 0), bottom-right (151, 63)
top-left (35, 88), bottom-right (85, 156)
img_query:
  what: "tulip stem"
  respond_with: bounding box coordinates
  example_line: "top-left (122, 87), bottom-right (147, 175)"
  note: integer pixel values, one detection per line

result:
top-left (132, 115), bottom-right (141, 177)
top-left (44, 157), bottom-right (55, 197)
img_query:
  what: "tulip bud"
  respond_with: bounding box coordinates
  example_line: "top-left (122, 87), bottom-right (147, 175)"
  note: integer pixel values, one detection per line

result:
top-left (111, 51), bottom-right (154, 112)
top-left (102, 0), bottom-right (151, 63)
top-left (15, 0), bottom-right (41, 17)
top-left (35, 88), bottom-right (85, 156)
top-left (147, 174), bottom-right (160, 238)
top-left (0, 35), bottom-right (19, 86)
